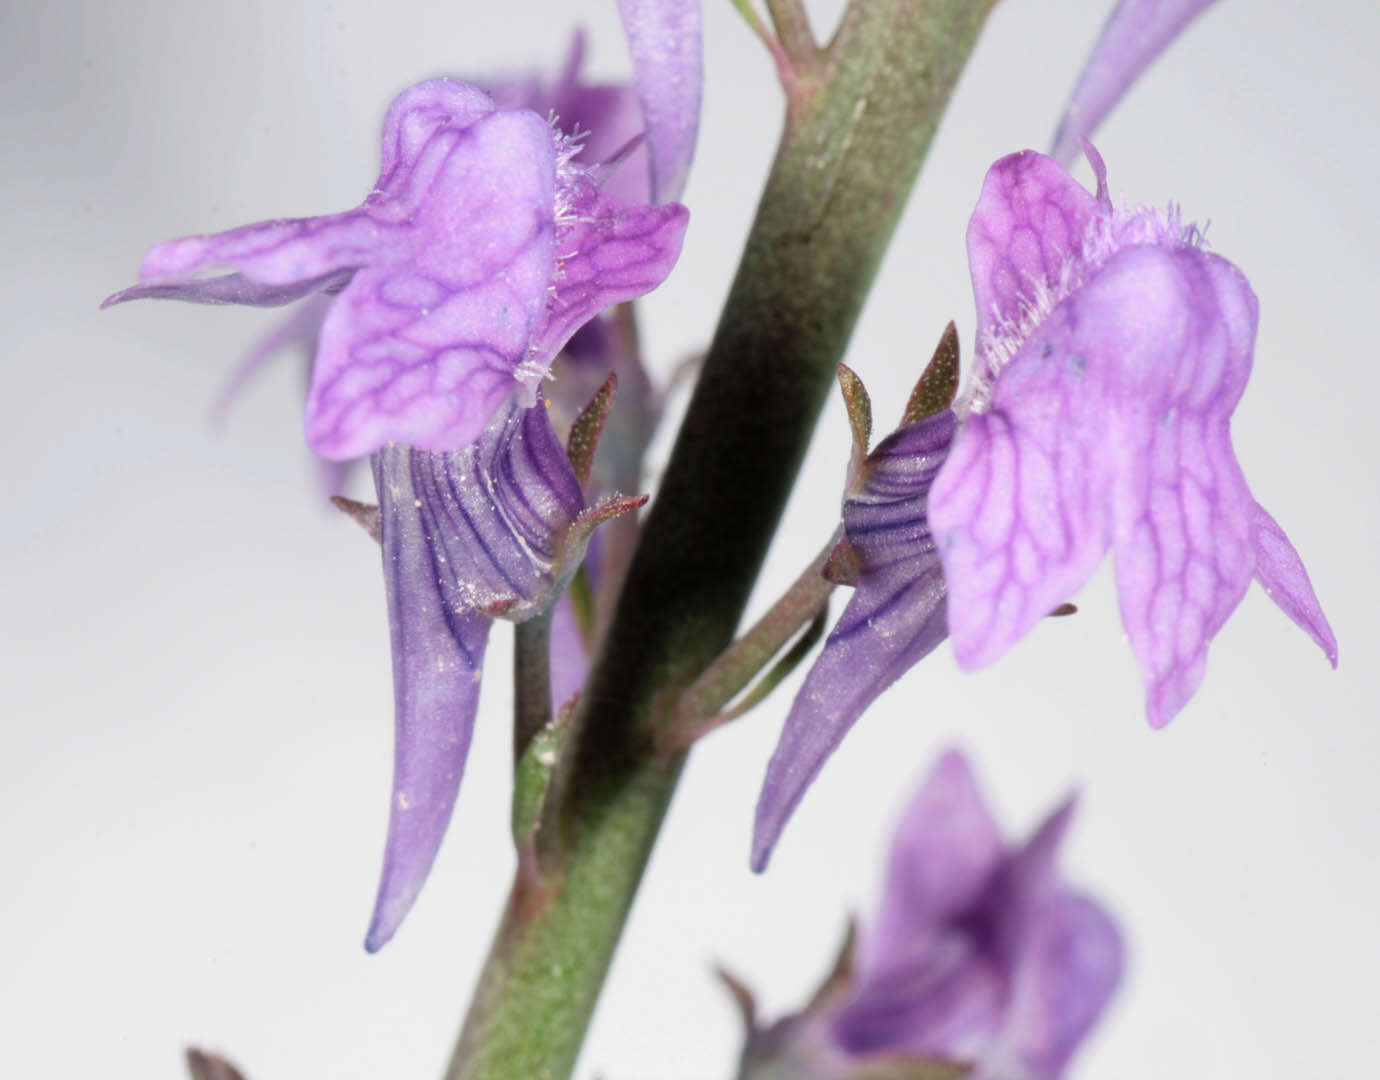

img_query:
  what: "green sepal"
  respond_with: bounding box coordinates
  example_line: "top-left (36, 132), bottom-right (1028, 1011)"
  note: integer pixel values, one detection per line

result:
top-left (837, 362), bottom-right (873, 460)
top-left (330, 495), bottom-right (381, 544)
top-left (822, 535), bottom-right (861, 586)
top-left (902, 321), bottom-right (960, 425)
top-left (565, 372), bottom-right (618, 492)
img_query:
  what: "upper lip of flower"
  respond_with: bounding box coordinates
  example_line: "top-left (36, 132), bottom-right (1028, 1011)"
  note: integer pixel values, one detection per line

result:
top-left (104, 75), bottom-right (689, 463)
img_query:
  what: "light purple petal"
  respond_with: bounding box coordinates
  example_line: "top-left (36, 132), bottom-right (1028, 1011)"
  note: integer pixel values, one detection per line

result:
top-left (831, 754), bottom-right (1009, 1061)
top-left (933, 239), bottom-right (1273, 728)
top-left (1050, 0), bottom-right (1221, 167)
top-left (966, 151), bottom-right (1099, 344)
top-left (994, 892), bottom-right (1124, 1080)
top-left (101, 269), bottom-right (350, 310)
top-left (831, 938), bottom-right (1006, 1063)
top-left (752, 413), bottom-right (955, 872)
top-left (305, 106), bottom-right (558, 458)
top-left (524, 183), bottom-right (688, 392)
top-left (869, 751), bottom-right (1005, 967)
top-left (617, 0), bottom-right (702, 202)
top-left (1109, 250), bottom-right (1257, 728)
top-left (1249, 500), bottom-right (1338, 666)
top-left (751, 753), bottom-right (1118, 1077)
top-left (136, 212), bottom-right (387, 288)
top-left (375, 79), bottom-right (497, 193)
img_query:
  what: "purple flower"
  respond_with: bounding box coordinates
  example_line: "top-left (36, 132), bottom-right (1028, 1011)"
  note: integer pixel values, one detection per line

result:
top-left (104, 76), bottom-right (688, 460)
top-left (103, 24), bottom-right (701, 948)
top-left (738, 751), bottom-right (1122, 1080)
top-left (204, 31), bottom-right (663, 492)
top-left (929, 147), bottom-right (1336, 727)
top-left (365, 394), bottom-right (644, 951)
top-left (616, 0), bottom-right (703, 203)
top-left (754, 386), bottom-right (955, 871)
top-left (1050, 0), bottom-right (1220, 166)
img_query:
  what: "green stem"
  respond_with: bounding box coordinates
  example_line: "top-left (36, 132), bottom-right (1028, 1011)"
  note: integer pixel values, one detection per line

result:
top-left (446, 3), bottom-right (995, 1077)
top-left (765, 0), bottom-right (820, 70)
top-left (513, 609), bottom-right (554, 762)
top-left (668, 528), bottom-right (840, 747)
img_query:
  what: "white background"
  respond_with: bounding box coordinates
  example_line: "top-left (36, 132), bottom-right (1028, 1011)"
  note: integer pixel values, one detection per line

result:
top-left (3, 1), bottom-right (1377, 1077)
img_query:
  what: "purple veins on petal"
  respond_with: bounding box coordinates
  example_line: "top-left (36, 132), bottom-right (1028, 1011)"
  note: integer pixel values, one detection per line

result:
top-left (753, 411), bottom-right (956, 871)
top-left (932, 148), bottom-right (1334, 727)
top-left (1051, 0), bottom-right (1222, 167)
top-left (533, 181), bottom-right (689, 381)
top-left (965, 150), bottom-right (1100, 353)
top-left (616, 0), bottom-right (703, 203)
top-left (305, 104), bottom-right (559, 459)
top-left (108, 67), bottom-right (690, 462)
top-left (365, 397), bottom-right (585, 950)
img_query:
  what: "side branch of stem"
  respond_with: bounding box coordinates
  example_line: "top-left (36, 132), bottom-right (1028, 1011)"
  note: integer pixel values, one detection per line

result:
top-left (447, 3), bottom-right (998, 1077)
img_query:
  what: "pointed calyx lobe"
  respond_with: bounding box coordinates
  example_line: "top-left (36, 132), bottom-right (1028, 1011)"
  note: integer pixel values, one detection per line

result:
top-left (753, 352), bottom-right (957, 871)
top-left (364, 398), bottom-right (639, 951)
top-left (106, 77), bottom-right (688, 461)
top-left (929, 149), bottom-right (1335, 729)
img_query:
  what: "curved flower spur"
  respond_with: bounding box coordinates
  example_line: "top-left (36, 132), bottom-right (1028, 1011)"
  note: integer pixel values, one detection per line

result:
top-left (365, 387), bottom-right (647, 951)
top-left (753, 332), bottom-right (960, 872)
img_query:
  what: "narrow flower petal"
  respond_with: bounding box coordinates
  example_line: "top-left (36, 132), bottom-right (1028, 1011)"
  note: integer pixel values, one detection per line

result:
top-left (966, 151), bottom-right (1099, 345)
top-left (1249, 500), bottom-right (1338, 666)
top-left (101, 270), bottom-right (350, 310)
top-left (1050, 0), bottom-right (1221, 167)
top-left (617, 0), bottom-right (703, 202)
top-left (753, 413), bottom-right (955, 871)
top-left (136, 213), bottom-right (386, 288)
